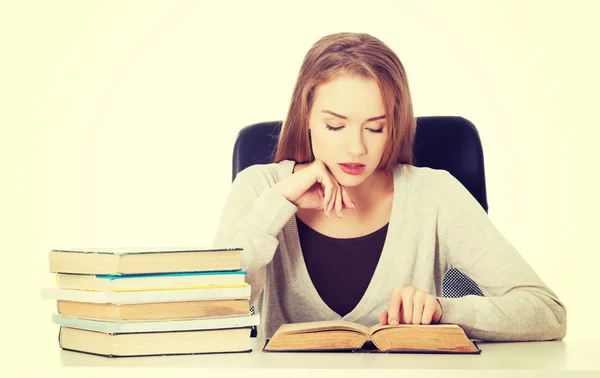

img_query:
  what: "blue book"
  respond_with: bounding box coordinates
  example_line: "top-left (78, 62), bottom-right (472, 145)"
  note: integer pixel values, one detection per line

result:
top-left (94, 270), bottom-right (248, 280)
top-left (56, 270), bottom-right (248, 291)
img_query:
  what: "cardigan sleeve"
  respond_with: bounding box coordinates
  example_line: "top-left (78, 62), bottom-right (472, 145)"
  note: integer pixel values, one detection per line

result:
top-left (212, 165), bottom-right (298, 305)
top-left (435, 170), bottom-right (567, 341)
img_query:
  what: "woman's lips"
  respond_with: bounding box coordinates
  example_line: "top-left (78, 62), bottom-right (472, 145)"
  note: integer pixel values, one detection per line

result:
top-left (339, 163), bottom-right (365, 175)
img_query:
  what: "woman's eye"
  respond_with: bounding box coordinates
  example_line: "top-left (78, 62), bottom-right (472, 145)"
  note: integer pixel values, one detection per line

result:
top-left (325, 124), bottom-right (383, 133)
top-left (326, 124), bottom-right (344, 131)
top-left (368, 128), bottom-right (384, 133)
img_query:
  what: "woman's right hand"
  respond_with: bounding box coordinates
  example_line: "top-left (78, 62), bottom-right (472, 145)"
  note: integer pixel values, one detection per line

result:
top-left (273, 160), bottom-right (354, 217)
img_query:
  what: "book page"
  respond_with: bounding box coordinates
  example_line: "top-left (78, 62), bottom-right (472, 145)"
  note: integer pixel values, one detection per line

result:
top-left (369, 323), bottom-right (460, 334)
top-left (277, 320), bottom-right (371, 336)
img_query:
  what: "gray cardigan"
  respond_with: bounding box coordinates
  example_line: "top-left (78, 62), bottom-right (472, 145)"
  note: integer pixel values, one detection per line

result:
top-left (212, 160), bottom-right (567, 341)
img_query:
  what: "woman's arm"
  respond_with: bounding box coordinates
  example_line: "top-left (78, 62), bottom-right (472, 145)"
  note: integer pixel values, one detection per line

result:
top-left (212, 165), bottom-right (298, 304)
top-left (436, 171), bottom-right (567, 341)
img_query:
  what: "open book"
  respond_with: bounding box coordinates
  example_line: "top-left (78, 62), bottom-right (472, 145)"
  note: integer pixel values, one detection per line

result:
top-left (263, 320), bottom-right (481, 354)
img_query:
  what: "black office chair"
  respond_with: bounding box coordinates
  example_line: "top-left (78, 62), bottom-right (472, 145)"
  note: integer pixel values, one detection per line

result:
top-left (232, 116), bottom-right (485, 328)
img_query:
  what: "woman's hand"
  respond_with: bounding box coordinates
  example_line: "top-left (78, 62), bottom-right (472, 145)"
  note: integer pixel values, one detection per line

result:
top-left (274, 160), bottom-right (354, 217)
top-left (379, 286), bottom-right (443, 325)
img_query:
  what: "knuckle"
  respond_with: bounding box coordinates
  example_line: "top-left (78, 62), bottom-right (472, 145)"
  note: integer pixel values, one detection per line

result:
top-left (427, 297), bottom-right (439, 309)
top-left (312, 161), bottom-right (323, 172)
top-left (413, 290), bottom-right (426, 301)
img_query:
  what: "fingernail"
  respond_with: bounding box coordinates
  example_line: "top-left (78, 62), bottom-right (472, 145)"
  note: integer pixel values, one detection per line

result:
top-left (390, 320), bottom-right (398, 325)
top-left (339, 211), bottom-right (342, 218)
top-left (351, 202), bottom-right (356, 208)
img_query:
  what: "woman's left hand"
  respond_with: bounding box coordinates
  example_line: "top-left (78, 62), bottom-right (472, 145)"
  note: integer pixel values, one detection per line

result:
top-left (379, 286), bottom-right (443, 325)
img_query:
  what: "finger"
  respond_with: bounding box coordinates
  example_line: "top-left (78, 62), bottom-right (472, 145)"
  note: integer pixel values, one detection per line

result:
top-left (316, 186), bottom-right (325, 209)
top-left (432, 299), bottom-right (443, 324)
top-left (412, 291), bottom-right (426, 325)
top-left (326, 184), bottom-right (337, 216)
top-left (400, 288), bottom-right (415, 324)
top-left (421, 296), bottom-right (438, 325)
top-left (387, 287), bottom-right (403, 325)
top-left (335, 183), bottom-right (343, 217)
top-left (340, 186), bottom-right (354, 209)
top-left (378, 311), bottom-right (388, 325)
top-left (321, 178), bottom-right (333, 213)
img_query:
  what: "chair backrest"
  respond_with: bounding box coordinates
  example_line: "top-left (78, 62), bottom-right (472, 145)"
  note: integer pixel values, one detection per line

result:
top-left (231, 116), bottom-right (486, 299)
top-left (232, 116), bottom-right (488, 212)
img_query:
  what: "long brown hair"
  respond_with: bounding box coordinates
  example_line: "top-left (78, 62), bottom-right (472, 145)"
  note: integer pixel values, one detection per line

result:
top-left (273, 32), bottom-right (416, 170)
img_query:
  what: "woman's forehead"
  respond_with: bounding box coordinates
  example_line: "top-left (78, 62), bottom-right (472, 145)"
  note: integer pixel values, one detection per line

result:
top-left (312, 77), bottom-right (386, 121)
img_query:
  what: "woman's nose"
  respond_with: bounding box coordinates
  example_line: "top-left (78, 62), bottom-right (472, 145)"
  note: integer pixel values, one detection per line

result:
top-left (347, 133), bottom-right (367, 156)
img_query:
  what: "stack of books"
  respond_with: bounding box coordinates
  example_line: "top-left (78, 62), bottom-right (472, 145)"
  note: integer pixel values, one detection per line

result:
top-left (42, 247), bottom-right (259, 357)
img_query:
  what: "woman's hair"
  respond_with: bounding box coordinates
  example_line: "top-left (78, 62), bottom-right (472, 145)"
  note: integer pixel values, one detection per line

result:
top-left (273, 32), bottom-right (416, 170)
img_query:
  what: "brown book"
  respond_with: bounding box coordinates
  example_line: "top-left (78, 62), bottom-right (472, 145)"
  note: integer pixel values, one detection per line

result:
top-left (264, 320), bottom-right (481, 354)
top-left (49, 247), bottom-right (242, 275)
top-left (59, 326), bottom-right (253, 357)
top-left (57, 299), bottom-right (250, 320)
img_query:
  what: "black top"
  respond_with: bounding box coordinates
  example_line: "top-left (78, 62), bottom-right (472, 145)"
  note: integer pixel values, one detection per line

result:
top-left (296, 216), bottom-right (388, 317)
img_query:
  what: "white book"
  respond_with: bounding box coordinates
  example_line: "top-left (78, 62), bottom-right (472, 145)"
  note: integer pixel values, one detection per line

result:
top-left (53, 313), bottom-right (260, 334)
top-left (41, 285), bottom-right (251, 304)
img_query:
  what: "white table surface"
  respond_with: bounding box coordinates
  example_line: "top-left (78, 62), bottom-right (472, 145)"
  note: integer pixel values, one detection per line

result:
top-left (53, 336), bottom-right (597, 371)
top-left (11, 328), bottom-right (599, 378)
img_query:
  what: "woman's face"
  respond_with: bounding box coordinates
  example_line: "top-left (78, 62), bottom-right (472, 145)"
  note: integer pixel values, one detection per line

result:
top-left (308, 73), bottom-right (388, 187)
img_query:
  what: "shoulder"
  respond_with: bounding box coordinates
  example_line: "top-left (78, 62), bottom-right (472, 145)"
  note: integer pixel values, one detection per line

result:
top-left (234, 160), bottom-right (296, 190)
top-left (393, 164), bottom-right (467, 205)
top-left (395, 164), bottom-right (480, 212)
top-left (394, 163), bottom-right (457, 189)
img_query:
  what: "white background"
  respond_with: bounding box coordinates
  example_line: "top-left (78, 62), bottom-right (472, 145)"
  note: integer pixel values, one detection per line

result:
top-left (2, 1), bottom-right (599, 368)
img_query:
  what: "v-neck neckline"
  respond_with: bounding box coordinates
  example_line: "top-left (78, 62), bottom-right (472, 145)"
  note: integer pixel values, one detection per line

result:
top-left (283, 160), bottom-right (403, 322)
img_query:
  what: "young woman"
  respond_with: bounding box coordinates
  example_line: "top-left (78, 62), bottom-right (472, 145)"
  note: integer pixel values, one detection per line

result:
top-left (212, 32), bottom-right (567, 341)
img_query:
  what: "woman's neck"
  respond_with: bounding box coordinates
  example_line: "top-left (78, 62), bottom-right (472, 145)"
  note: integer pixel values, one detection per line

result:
top-left (344, 169), bottom-right (393, 212)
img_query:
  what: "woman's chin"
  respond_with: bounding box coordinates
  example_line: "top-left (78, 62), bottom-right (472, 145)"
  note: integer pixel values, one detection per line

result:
top-left (333, 173), bottom-right (368, 188)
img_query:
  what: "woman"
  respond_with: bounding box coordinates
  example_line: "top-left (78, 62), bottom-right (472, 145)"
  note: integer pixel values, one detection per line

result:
top-left (212, 32), bottom-right (567, 341)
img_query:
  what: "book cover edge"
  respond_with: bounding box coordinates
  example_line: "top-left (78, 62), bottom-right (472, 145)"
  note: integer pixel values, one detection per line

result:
top-left (51, 247), bottom-right (243, 256)
top-left (262, 338), bottom-right (482, 354)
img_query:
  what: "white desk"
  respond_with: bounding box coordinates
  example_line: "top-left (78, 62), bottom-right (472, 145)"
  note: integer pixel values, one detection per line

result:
top-left (52, 337), bottom-right (598, 373)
